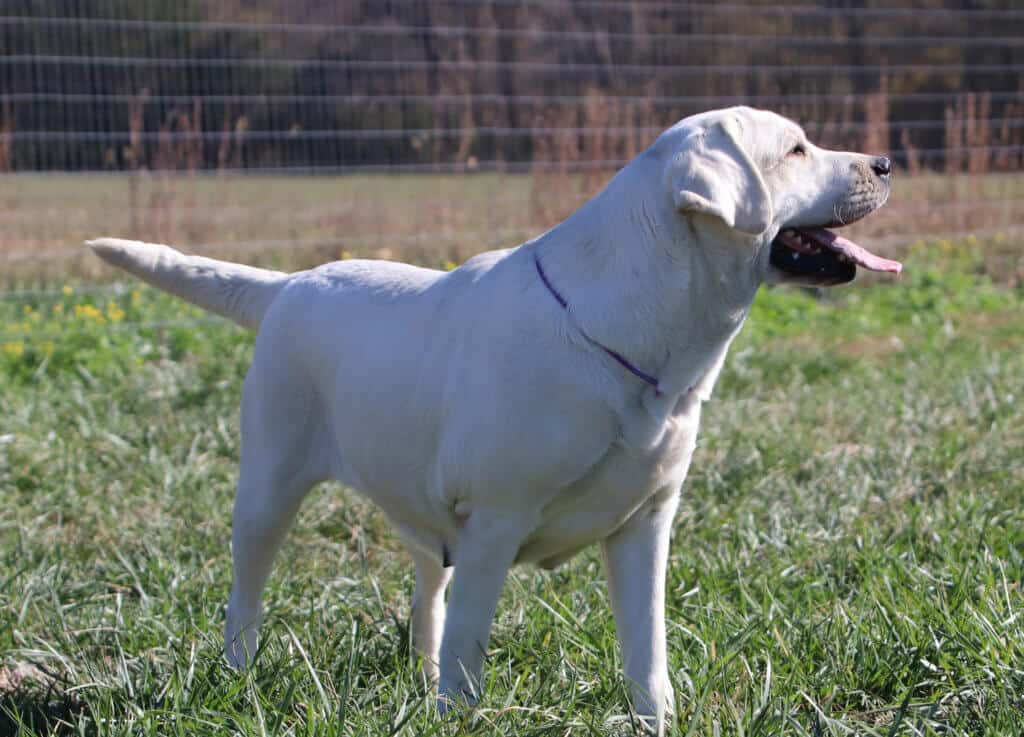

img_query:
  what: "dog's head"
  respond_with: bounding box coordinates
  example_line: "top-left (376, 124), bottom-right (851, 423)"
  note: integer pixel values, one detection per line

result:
top-left (653, 106), bottom-right (900, 286)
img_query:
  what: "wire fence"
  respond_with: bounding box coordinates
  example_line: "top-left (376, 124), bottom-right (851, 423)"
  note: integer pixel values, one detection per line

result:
top-left (1, 1), bottom-right (1022, 293)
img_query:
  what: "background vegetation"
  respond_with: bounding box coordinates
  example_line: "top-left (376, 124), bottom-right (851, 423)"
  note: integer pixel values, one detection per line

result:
top-left (2, 1), bottom-right (1023, 172)
top-left (2, 2), bottom-right (1022, 281)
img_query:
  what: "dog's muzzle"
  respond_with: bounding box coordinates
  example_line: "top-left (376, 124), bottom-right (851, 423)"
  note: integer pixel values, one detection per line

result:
top-left (769, 226), bottom-right (902, 286)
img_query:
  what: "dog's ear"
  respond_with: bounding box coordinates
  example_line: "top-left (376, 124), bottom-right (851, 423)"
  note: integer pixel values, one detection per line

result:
top-left (671, 118), bottom-right (772, 235)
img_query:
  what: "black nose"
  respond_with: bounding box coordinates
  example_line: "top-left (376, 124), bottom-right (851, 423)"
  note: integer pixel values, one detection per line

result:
top-left (872, 156), bottom-right (892, 177)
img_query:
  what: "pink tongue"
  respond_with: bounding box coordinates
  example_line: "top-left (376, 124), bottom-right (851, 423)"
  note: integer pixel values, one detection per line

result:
top-left (803, 227), bottom-right (903, 274)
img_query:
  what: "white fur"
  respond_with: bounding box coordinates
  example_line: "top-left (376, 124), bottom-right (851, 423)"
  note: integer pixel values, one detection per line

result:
top-left (87, 106), bottom-right (890, 735)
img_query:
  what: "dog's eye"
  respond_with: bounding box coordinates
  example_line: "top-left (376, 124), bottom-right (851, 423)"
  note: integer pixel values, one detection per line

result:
top-left (788, 143), bottom-right (807, 158)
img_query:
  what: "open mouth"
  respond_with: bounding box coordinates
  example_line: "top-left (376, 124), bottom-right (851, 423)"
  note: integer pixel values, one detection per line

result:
top-left (769, 227), bottom-right (903, 286)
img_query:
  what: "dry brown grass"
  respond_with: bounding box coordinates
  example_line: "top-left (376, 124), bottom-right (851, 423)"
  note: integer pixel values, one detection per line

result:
top-left (2, 90), bottom-right (1022, 284)
top-left (3, 168), bottom-right (1022, 285)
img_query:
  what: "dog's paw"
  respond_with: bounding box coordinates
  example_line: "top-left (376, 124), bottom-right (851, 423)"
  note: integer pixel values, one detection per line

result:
top-left (663, 679), bottom-right (676, 716)
top-left (436, 681), bottom-right (479, 715)
top-left (223, 612), bottom-right (260, 669)
top-left (627, 675), bottom-right (674, 736)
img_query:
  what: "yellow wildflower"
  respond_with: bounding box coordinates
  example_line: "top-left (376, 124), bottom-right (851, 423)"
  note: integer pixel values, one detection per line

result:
top-left (2, 341), bottom-right (24, 357)
top-left (130, 289), bottom-right (141, 308)
top-left (22, 304), bottom-right (33, 315)
top-left (74, 304), bottom-right (105, 323)
top-left (62, 285), bottom-right (73, 296)
top-left (443, 260), bottom-right (458, 271)
top-left (106, 301), bottom-right (125, 323)
top-left (341, 250), bottom-right (353, 260)
top-left (53, 303), bottom-right (63, 315)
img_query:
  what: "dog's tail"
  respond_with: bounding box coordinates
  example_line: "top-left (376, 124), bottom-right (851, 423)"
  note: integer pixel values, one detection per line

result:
top-left (86, 238), bottom-right (289, 330)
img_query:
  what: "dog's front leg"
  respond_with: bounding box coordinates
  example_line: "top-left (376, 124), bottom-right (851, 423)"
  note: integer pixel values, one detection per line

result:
top-left (436, 510), bottom-right (526, 712)
top-left (601, 486), bottom-right (680, 736)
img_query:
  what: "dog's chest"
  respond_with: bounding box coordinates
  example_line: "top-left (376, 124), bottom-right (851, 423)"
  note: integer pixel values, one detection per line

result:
top-left (516, 398), bottom-right (701, 567)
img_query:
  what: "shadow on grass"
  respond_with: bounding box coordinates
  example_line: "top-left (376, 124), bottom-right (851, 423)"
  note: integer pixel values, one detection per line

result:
top-left (0, 664), bottom-right (86, 737)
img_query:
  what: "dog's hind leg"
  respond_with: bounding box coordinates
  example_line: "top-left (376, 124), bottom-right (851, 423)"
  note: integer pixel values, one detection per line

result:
top-left (223, 358), bottom-right (326, 667)
top-left (224, 462), bottom-right (316, 667)
top-left (409, 550), bottom-right (452, 683)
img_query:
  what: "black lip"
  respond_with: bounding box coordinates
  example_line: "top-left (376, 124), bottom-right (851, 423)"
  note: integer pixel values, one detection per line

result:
top-left (769, 228), bottom-right (856, 285)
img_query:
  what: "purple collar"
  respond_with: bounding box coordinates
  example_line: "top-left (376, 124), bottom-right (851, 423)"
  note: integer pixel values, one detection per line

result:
top-left (534, 251), bottom-right (661, 393)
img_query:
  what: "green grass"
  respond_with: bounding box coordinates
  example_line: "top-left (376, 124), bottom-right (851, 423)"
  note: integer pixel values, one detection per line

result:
top-left (2, 239), bottom-right (1023, 735)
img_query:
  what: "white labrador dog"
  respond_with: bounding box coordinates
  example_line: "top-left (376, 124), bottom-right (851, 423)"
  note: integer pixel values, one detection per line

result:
top-left (88, 107), bottom-right (900, 733)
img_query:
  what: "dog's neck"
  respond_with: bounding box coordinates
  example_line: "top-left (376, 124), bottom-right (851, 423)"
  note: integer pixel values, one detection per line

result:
top-left (532, 161), bottom-right (762, 441)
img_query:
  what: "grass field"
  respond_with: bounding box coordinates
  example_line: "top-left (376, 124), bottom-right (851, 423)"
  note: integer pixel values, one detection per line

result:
top-left (2, 238), bottom-right (1024, 735)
